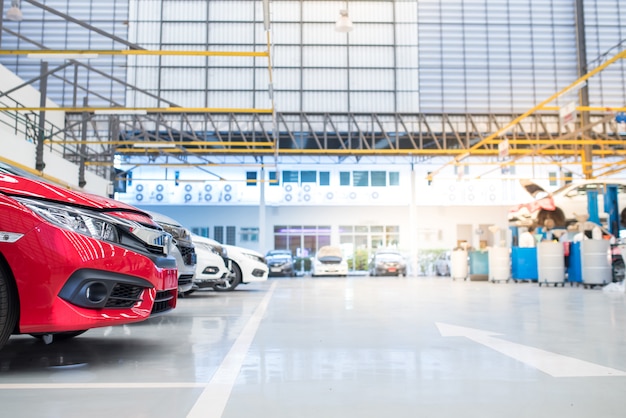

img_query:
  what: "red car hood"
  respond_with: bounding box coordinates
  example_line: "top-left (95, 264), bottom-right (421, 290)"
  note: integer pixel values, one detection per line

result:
top-left (0, 173), bottom-right (150, 218)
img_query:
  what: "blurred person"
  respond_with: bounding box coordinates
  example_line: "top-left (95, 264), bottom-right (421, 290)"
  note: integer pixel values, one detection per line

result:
top-left (519, 225), bottom-right (536, 248)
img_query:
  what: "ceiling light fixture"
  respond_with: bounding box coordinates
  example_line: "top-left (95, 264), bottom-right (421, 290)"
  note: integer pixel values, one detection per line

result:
top-left (335, 9), bottom-right (353, 33)
top-left (6, 0), bottom-right (23, 22)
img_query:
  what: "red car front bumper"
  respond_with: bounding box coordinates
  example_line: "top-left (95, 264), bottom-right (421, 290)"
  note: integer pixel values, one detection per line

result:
top-left (2, 220), bottom-right (178, 334)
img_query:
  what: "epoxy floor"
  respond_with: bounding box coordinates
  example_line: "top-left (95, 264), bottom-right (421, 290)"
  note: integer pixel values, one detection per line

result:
top-left (1, 276), bottom-right (625, 418)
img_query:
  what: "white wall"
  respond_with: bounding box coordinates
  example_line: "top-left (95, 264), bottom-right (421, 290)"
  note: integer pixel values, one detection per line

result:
top-left (0, 64), bottom-right (110, 195)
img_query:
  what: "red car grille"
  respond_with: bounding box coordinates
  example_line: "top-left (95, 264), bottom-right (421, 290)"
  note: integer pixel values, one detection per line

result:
top-left (151, 289), bottom-right (176, 314)
top-left (104, 283), bottom-right (144, 308)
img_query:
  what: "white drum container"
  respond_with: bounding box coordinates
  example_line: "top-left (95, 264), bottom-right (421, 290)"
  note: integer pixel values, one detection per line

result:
top-left (536, 241), bottom-right (565, 286)
top-left (581, 239), bottom-right (612, 286)
top-left (450, 250), bottom-right (468, 280)
top-left (488, 247), bottom-right (510, 282)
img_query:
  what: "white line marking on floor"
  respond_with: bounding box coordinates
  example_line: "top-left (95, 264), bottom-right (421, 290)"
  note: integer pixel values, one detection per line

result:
top-left (0, 281), bottom-right (279, 405)
top-left (437, 322), bottom-right (626, 377)
top-left (187, 281), bottom-right (278, 418)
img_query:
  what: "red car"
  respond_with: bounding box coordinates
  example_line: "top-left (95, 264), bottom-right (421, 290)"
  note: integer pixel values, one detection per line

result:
top-left (0, 172), bottom-right (178, 349)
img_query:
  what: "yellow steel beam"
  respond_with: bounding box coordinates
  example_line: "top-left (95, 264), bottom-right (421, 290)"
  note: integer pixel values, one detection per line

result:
top-left (597, 164), bottom-right (626, 178)
top-left (85, 162), bottom-right (270, 167)
top-left (0, 49), bottom-right (268, 57)
top-left (101, 160), bottom-right (626, 168)
top-left (500, 139), bottom-right (625, 146)
top-left (45, 140), bottom-right (275, 147)
top-left (1, 106), bottom-right (273, 113)
top-left (45, 138), bottom-right (624, 148)
top-left (427, 49), bottom-right (626, 180)
top-left (112, 147), bottom-right (626, 156)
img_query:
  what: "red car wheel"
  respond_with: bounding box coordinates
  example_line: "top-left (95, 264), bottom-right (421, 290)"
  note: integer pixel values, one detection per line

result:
top-left (0, 263), bottom-right (18, 350)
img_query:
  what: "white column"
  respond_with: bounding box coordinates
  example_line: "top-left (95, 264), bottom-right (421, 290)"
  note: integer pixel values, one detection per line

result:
top-left (259, 166), bottom-right (267, 253)
top-left (409, 162), bottom-right (418, 276)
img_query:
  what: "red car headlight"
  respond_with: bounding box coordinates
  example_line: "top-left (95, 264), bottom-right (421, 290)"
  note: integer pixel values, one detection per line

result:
top-left (15, 197), bottom-right (172, 255)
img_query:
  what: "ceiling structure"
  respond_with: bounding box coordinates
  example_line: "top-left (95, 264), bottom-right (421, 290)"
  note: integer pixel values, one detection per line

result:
top-left (0, 0), bottom-right (625, 185)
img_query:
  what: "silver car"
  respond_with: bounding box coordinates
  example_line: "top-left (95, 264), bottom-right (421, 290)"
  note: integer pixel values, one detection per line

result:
top-left (147, 211), bottom-right (197, 295)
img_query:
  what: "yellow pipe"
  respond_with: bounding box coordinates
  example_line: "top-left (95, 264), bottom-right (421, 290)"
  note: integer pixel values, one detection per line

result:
top-left (0, 49), bottom-right (269, 57)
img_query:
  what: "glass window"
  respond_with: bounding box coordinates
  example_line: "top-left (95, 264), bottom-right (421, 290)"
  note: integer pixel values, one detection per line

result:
top-left (340, 171), bottom-right (350, 186)
top-left (274, 235), bottom-right (287, 249)
top-left (339, 225), bottom-right (353, 233)
top-left (389, 172), bottom-right (400, 186)
top-left (564, 171), bottom-right (573, 184)
top-left (246, 171), bottom-right (257, 186)
top-left (226, 226), bottom-right (236, 245)
top-left (549, 172), bottom-right (557, 186)
top-left (301, 171), bottom-right (316, 183)
top-left (371, 171), bottom-right (386, 187)
top-left (283, 170), bottom-right (299, 183)
top-left (269, 171), bottom-right (279, 186)
top-left (240, 227), bottom-right (259, 242)
top-left (353, 171), bottom-right (369, 187)
top-left (214, 226), bottom-right (224, 243)
top-left (191, 227), bottom-right (209, 238)
top-left (272, 225), bottom-right (331, 264)
top-left (319, 171), bottom-right (330, 186)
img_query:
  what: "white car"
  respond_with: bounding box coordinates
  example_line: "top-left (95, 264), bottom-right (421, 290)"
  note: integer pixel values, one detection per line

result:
top-left (311, 246), bottom-right (348, 277)
top-left (147, 211), bottom-right (197, 295)
top-left (190, 234), bottom-right (230, 293)
top-left (191, 236), bottom-right (268, 291)
top-left (509, 179), bottom-right (626, 227)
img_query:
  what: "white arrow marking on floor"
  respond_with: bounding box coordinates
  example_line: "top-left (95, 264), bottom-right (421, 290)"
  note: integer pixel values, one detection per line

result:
top-left (436, 322), bottom-right (626, 378)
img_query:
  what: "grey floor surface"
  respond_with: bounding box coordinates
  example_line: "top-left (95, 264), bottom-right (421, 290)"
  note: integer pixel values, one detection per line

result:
top-left (1, 276), bottom-right (625, 417)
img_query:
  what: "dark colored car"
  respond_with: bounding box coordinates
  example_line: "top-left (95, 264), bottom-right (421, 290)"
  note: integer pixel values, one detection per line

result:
top-left (266, 249), bottom-right (295, 277)
top-left (0, 172), bottom-right (178, 350)
top-left (434, 251), bottom-right (452, 276)
top-left (369, 250), bottom-right (407, 276)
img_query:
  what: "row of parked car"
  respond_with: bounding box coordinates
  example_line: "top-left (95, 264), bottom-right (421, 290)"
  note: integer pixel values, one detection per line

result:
top-left (147, 211), bottom-right (269, 296)
top-left (265, 246), bottom-right (408, 277)
top-left (0, 163), bottom-right (270, 351)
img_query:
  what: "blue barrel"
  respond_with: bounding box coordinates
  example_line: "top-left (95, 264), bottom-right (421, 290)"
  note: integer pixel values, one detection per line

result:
top-left (511, 247), bottom-right (538, 281)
